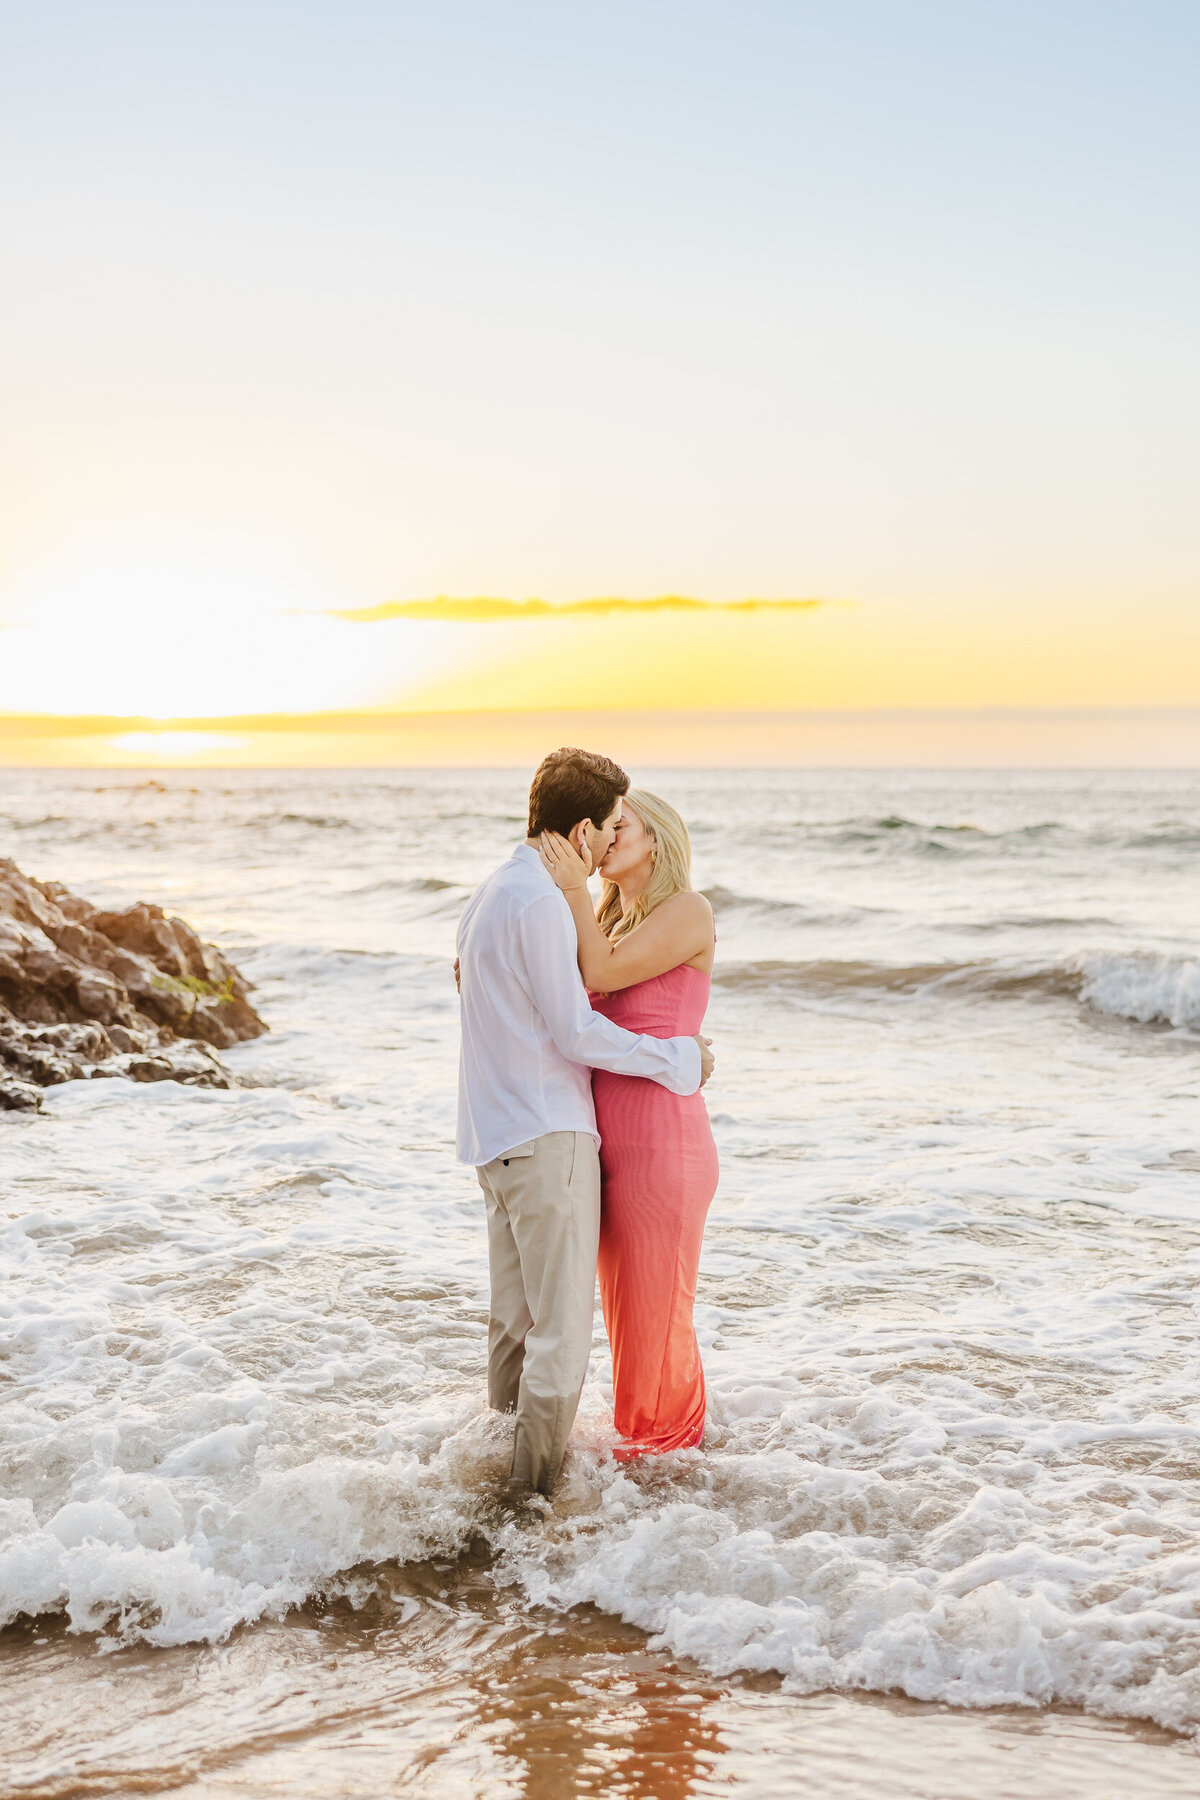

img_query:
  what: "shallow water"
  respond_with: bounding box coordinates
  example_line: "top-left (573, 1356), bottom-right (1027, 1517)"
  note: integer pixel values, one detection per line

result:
top-left (2, 767), bottom-right (1198, 1791)
top-left (4, 1557), bottom-right (1200, 1798)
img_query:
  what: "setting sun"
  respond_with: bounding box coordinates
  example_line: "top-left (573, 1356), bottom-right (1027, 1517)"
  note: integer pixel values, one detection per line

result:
top-left (0, 549), bottom-right (473, 720)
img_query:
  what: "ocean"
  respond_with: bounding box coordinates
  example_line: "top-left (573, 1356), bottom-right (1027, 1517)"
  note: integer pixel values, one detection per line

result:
top-left (2, 765), bottom-right (1199, 1797)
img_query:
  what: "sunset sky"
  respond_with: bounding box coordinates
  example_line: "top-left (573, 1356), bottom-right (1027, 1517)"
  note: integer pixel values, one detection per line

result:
top-left (1, 2), bottom-right (1197, 763)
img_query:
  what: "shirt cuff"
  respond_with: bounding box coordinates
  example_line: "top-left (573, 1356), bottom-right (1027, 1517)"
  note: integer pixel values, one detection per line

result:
top-left (674, 1034), bottom-right (702, 1095)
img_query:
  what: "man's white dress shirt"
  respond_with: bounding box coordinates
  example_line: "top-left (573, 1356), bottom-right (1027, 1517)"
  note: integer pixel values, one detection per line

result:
top-left (456, 843), bottom-right (702, 1166)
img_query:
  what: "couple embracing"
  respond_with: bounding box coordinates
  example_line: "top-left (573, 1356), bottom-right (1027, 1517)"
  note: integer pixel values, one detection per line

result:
top-left (456, 747), bottom-right (718, 1500)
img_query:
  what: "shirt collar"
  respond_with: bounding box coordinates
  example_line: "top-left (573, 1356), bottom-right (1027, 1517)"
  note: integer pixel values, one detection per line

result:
top-left (513, 841), bottom-right (557, 888)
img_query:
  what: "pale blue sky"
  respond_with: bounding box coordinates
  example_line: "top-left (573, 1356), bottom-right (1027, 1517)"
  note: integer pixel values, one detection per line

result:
top-left (1, 1), bottom-right (1197, 712)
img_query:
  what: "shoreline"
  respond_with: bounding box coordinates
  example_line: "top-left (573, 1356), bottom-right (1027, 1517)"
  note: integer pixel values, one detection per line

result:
top-left (3, 1552), bottom-right (1197, 1799)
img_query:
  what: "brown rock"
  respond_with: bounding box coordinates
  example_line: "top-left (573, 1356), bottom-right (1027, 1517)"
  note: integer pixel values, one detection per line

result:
top-left (0, 1074), bottom-right (41, 1112)
top-left (0, 859), bottom-right (266, 1112)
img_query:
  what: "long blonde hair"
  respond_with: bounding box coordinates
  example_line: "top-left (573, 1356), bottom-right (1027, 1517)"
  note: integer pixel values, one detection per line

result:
top-left (596, 788), bottom-right (692, 942)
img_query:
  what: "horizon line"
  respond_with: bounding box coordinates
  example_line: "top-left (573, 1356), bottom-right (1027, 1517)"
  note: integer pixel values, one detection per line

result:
top-left (3, 706), bottom-right (1200, 738)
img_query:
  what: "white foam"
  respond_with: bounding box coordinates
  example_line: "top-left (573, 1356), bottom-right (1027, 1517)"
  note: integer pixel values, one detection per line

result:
top-left (1080, 951), bottom-right (1200, 1031)
top-left (503, 1426), bottom-right (1200, 1736)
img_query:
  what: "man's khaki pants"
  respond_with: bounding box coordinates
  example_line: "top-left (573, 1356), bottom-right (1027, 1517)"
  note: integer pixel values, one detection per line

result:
top-left (476, 1131), bottom-right (601, 1495)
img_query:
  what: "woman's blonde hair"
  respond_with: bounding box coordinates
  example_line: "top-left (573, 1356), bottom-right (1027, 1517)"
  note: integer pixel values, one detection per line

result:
top-left (595, 788), bottom-right (692, 942)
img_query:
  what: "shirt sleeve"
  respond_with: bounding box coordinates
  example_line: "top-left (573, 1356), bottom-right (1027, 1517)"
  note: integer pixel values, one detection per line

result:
top-left (516, 892), bottom-right (702, 1095)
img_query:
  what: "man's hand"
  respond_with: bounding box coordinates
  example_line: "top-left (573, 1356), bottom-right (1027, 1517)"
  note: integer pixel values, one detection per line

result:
top-left (694, 1034), bottom-right (714, 1087)
top-left (453, 956), bottom-right (461, 993)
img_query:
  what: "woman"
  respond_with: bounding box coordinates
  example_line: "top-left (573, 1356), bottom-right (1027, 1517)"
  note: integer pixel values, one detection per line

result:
top-left (538, 790), bottom-right (718, 1458)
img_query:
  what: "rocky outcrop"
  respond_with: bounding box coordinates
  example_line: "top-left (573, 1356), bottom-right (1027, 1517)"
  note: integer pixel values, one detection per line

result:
top-left (0, 859), bottom-right (266, 1112)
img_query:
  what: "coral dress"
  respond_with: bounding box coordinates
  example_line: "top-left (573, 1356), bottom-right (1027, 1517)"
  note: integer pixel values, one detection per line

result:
top-left (590, 963), bottom-right (719, 1457)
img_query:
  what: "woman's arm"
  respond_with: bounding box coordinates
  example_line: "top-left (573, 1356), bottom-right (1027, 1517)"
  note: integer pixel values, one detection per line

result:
top-left (538, 834), bottom-right (713, 993)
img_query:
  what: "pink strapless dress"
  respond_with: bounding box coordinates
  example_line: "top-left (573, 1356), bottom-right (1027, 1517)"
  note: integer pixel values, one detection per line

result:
top-left (590, 964), bottom-right (719, 1457)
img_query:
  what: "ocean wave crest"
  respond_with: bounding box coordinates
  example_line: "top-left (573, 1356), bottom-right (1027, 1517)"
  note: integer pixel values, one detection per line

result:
top-left (702, 884), bottom-right (1122, 938)
top-left (715, 950), bottom-right (1200, 1030)
top-left (763, 815), bottom-right (1200, 859)
top-left (714, 957), bottom-right (1082, 1002)
top-left (702, 885), bottom-right (873, 927)
top-left (249, 811), bottom-right (359, 831)
top-left (344, 875), bottom-right (466, 908)
top-left (1079, 952), bottom-right (1200, 1030)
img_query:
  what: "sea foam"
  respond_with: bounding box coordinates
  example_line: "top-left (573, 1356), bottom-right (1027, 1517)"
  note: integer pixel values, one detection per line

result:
top-left (1079, 952), bottom-right (1200, 1031)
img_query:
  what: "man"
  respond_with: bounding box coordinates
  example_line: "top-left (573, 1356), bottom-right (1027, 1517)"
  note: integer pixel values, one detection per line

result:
top-left (456, 747), bottom-right (714, 1499)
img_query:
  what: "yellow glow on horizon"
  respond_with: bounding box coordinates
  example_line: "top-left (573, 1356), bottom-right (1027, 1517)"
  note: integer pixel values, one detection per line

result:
top-left (109, 731), bottom-right (250, 758)
top-left (2, 553), bottom-right (1198, 726)
top-left (392, 605), bottom-right (1200, 714)
top-left (1, 709), bottom-right (1198, 770)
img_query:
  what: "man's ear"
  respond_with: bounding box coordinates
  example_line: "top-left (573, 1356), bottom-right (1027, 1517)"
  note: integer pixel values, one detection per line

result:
top-left (568, 820), bottom-right (593, 868)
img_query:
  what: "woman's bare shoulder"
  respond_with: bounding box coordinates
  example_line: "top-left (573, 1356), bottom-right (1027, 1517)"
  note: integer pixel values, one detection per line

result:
top-left (653, 890), bottom-right (713, 929)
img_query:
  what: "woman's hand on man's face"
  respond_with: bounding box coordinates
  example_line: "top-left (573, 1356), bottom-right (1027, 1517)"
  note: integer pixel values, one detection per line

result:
top-left (537, 831), bottom-right (592, 891)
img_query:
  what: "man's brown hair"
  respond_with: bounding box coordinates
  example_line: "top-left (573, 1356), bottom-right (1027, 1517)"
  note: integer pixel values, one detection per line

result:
top-left (527, 747), bottom-right (630, 838)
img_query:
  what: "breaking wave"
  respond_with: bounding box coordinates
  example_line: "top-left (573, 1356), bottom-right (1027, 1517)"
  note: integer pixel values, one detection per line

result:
top-left (716, 950), bottom-right (1200, 1030)
top-left (781, 816), bottom-right (1200, 860)
top-left (715, 957), bottom-right (1080, 1002)
top-left (1080, 952), bottom-right (1200, 1031)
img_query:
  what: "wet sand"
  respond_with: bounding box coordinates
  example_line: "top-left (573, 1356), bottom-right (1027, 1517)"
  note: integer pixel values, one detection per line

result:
top-left (3, 1553), bottom-right (1196, 1800)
